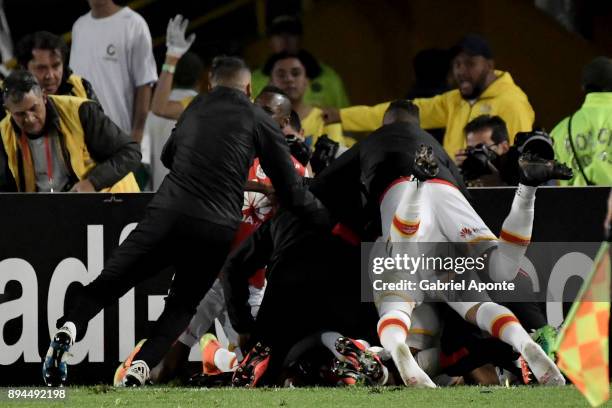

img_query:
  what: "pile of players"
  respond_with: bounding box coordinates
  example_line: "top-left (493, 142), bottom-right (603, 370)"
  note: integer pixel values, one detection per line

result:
top-left (41, 52), bottom-right (574, 388)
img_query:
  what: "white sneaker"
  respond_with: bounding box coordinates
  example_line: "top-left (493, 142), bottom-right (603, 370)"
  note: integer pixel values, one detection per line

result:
top-left (391, 343), bottom-right (436, 388)
top-left (122, 360), bottom-right (150, 387)
top-left (521, 341), bottom-right (565, 386)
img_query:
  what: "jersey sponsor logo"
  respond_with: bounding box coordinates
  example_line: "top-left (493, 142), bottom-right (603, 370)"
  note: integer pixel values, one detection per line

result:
top-left (478, 104), bottom-right (492, 114)
top-left (459, 227), bottom-right (473, 238)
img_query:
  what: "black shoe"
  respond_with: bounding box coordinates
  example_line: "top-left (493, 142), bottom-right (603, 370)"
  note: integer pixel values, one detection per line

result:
top-left (518, 153), bottom-right (573, 186)
top-left (413, 144), bottom-right (439, 181)
top-left (42, 330), bottom-right (72, 387)
top-left (334, 337), bottom-right (385, 385)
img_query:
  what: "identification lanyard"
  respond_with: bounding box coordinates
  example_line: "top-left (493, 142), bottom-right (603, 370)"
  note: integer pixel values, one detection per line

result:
top-left (19, 132), bottom-right (54, 192)
top-left (43, 135), bottom-right (54, 192)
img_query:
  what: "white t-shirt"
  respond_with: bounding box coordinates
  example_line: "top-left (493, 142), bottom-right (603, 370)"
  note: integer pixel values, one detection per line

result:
top-left (70, 7), bottom-right (158, 134)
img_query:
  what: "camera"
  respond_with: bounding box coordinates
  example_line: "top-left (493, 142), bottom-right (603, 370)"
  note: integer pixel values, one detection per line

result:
top-left (460, 143), bottom-right (499, 181)
top-left (286, 134), bottom-right (312, 167)
top-left (310, 135), bottom-right (339, 175)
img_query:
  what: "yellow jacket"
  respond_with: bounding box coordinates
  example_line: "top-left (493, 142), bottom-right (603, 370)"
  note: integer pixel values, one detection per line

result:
top-left (302, 106), bottom-right (354, 148)
top-left (340, 70), bottom-right (534, 156)
top-left (0, 95), bottom-right (140, 192)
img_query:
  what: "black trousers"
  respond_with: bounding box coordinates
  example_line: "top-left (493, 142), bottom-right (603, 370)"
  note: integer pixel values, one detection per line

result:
top-left (59, 207), bottom-right (235, 369)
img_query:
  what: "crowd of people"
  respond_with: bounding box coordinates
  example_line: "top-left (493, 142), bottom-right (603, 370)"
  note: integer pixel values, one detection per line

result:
top-left (0, 0), bottom-right (607, 390)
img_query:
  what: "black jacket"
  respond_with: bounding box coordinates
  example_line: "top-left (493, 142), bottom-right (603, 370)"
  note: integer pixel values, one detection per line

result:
top-left (0, 97), bottom-right (140, 191)
top-left (152, 86), bottom-right (327, 229)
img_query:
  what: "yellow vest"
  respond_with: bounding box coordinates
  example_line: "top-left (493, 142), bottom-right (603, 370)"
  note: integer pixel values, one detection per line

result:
top-left (0, 95), bottom-right (139, 192)
top-left (66, 74), bottom-right (88, 99)
top-left (340, 70), bottom-right (534, 157)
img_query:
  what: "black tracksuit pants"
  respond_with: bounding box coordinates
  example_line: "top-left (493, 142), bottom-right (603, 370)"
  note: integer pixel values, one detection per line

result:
top-left (58, 206), bottom-right (235, 369)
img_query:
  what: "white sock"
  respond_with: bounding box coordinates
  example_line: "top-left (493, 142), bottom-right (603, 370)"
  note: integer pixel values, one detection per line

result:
top-left (214, 348), bottom-right (238, 372)
top-left (61, 321), bottom-right (76, 343)
top-left (475, 302), bottom-right (532, 353)
top-left (377, 310), bottom-right (411, 351)
top-left (390, 182), bottom-right (422, 243)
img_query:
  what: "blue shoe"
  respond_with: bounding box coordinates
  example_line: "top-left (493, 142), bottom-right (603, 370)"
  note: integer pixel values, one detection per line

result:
top-left (42, 328), bottom-right (73, 386)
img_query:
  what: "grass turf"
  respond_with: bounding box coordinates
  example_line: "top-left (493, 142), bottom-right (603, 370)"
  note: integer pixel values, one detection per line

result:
top-left (2, 386), bottom-right (611, 408)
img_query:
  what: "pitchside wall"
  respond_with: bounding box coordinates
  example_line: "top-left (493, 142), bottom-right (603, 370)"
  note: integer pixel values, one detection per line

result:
top-left (0, 187), bottom-right (609, 385)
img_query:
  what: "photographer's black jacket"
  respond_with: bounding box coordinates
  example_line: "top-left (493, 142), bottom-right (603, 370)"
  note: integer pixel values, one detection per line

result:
top-left (151, 86), bottom-right (326, 229)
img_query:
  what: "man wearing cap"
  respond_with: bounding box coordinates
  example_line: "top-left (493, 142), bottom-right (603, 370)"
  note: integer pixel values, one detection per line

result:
top-left (322, 34), bottom-right (535, 158)
top-left (252, 15), bottom-right (350, 109)
top-left (550, 56), bottom-right (612, 186)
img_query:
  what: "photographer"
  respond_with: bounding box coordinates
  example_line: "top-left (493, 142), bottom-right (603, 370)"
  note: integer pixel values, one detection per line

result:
top-left (455, 115), bottom-right (511, 186)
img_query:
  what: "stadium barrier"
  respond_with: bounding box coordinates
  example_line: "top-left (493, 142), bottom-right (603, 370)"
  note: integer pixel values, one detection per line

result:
top-left (0, 186), bottom-right (609, 385)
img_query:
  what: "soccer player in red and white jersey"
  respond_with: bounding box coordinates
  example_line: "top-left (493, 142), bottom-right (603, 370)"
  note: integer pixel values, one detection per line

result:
top-left (364, 101), bottom-right (570, 388)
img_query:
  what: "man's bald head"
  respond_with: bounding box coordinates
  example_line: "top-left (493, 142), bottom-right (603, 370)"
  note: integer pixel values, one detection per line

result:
top-left (255, 85), bottom-right (292, 128)
top-left (209, 55), bottom-right (252, 96)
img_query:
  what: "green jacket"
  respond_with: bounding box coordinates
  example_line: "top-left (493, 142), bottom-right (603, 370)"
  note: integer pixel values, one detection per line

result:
top-left (252, 62), bottom-right (350, 108)
top-left (551, 93), bottom-right (612, 186)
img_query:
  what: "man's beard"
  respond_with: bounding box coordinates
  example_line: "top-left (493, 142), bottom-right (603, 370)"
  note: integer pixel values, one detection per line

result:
top-left (460, 72), bottom-right (489, 100)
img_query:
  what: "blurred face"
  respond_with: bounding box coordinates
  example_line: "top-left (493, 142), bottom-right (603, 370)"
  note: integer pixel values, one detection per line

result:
top-left (452, 52), bottom-right (493, 99)
top-left (254, 92), bottom-right (290, 128)
top-left (270, 58), bottom-right (308, 103)
top-left (466, 127), bottom-right (509, 156)
top-left (87, 0), bottom-right (113, 8)
top-left (269, 34), bottom-right (300, 54)
top-left (5, 90), bottom-right (47, 135)
top-left (27, 49), bottom-right (63, 95)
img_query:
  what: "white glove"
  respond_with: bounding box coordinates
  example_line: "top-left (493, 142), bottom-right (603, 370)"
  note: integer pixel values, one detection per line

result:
top-left (166, 14), bottom-right (195, 58)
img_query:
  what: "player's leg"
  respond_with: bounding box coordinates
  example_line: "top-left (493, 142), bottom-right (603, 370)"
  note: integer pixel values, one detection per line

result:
top-left (448, 301), bottom-right (564, 385)
top-left (122, 216), bottom-right (235, 386)
top-left (43, 207), bottom-right (179, 386)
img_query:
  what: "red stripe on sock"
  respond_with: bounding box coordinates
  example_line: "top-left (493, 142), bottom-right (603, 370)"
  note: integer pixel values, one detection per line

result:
top-left (392, 216), bottom-right (419, 236)
top-left (491, 314), bottom-right (519, 338)
top-left (500, 230), bottom-right (531, 246)
top-left (377, 318), bottom-right (409, 339)
top-left (229, 356), bottom-right (237, 370)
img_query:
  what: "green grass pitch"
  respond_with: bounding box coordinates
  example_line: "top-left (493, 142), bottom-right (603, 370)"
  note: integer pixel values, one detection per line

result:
top-left (3, 386), bottom-right (612, 408)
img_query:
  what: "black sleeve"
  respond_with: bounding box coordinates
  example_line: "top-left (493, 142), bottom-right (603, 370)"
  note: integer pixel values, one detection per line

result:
top-left (0, 142), bottom-right (16, 192)
top-left (221, 221), bottom-right (274, 334)
top-left (160, 125), bottom-right (177, 170)
top-left (253, 109), bottom-right (331, 229)
top-left (78, 101), bottom-right (142, 190)
top-left (80, 77), bottom-right (102, 108)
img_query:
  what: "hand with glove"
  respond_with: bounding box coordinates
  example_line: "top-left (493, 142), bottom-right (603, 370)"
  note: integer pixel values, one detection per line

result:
top-left (166, 14), bottom-right (195, 59)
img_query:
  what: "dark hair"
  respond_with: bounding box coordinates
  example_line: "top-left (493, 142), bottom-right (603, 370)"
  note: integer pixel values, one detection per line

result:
top-left (259, 85), bottom-right (289, 99)
top-left (209, 55), bottom-right (249, 84)
top-left (174, 52), bottom-right (204, 89)
top-left (464, 115), bottom-right (508, 144)
top-left (268, 15), bottom-right (303, 37)
top-left (581, 56), bottom-right (612, 93)
top-left (262, 50), bottom-right (322, 79)
top-left (3, 70), bottom-right (42, 104)
top-left (289, 110), bottom-right (302, 132)
top-left (15, 31), bottom-right (68, 68)
top-left (385, 99), bottom-right (420, 123)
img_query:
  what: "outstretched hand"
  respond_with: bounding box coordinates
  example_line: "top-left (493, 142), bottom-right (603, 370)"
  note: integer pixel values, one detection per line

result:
top-left (166, 14), bottom-right (196, 58)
